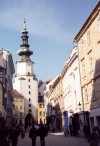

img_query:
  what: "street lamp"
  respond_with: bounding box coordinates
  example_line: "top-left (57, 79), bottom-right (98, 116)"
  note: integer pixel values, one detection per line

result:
top-left (78, 102), bottom-right (81, 112)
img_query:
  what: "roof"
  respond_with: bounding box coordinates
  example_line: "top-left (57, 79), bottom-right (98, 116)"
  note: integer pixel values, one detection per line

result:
top-left (12, 89), bottom-right (23, 98)
top-left (46, 79), bottom-right (52, 84)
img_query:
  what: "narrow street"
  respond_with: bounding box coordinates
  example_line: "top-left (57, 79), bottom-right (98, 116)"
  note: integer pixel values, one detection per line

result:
top-left (18, 131), bottom-right (90, 146)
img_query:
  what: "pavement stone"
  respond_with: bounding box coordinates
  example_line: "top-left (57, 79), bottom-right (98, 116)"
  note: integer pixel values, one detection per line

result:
top-left (17, 131), bottom-right (100, 146)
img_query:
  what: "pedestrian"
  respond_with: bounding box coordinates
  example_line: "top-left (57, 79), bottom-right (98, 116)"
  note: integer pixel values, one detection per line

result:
top-left (89, 127), bottom-right (99, 146)
top-left (39, 121), bottom-right (48, 146)
top-left (69, 123), bottom-right (73, 136)
top-left (20, 124), bottom-right (25, 139)
top-left (83, 124), bottom-right (90, 141)
top-left (9, 124), bottom-right (20, 146)
top-left (0, 119), bottom-right (10, 146)
top-left (29, 121), bottom-right (37, 146)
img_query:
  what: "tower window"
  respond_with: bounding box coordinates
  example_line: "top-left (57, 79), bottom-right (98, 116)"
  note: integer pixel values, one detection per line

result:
top-left (29, 104), bottom-right (31, 107)
top-left (28, 72), bottom-right (30, 75)
top-left (28, 79), bottom-right (30, 82)
top-left (29, 91), bottom-right (31, 94)
top-left (28, 85), bottom-right (31, 88)
top-left (29, 98), bottom-right (31, 101)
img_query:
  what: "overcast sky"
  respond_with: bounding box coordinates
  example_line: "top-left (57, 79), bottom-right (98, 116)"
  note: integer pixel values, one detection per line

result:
top-left (0, 0), bottom-right (98, 81)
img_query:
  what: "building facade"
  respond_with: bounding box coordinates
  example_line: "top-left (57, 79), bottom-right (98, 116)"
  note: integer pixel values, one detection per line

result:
top-left (51, 75), bottom-right (64, 131)
top-left (0, 51), bottom-right (5, 119)
top-left (38, 82), bottom-right (46, 124)
top-left (74, 1), bottom-right (100, 131)
top-left (13, 20), bottom-right (38, 122)
top-left (0, 48), bottom-right (15, 126)
top-left (44, 78), bottom-right (57, 129)
top-left (12, 89), bottom-right (24, 125)
top-left (61, 47), bottom-right (83, 136)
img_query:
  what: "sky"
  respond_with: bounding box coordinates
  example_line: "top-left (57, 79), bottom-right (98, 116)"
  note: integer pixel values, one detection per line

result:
top-left (0, 0), bottom-right (98, 81)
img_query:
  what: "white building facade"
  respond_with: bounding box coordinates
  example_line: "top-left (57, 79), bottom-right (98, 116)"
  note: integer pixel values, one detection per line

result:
top-left (61, 47), bottom-right (83, 136)
top-left (13, 20), bottom-right (38, 122)
top-left (0, 48), bottom-right (15, 126)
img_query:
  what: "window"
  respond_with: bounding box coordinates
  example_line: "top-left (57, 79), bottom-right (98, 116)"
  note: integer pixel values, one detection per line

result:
top-left (82, 64), bottom-right (85, 76)
top-left (29, 104), bottom-right (31, 107)
top-left (89, 56), bottom-right (92, 69)
top-left (87, 32), bottom-right (90, 45)
top-left (80, 42), bottom-right (83, 52)
top-left (74, 91), bottom-right (77, 108)
top-left (20, 112), bottom-right (22, 117)
top-left (20, 105), bottom-right (22, 109)
top-left (16, 105), bottom-right (18, 109)
top-left (43, 111), bottom-right (45, 116)
top-left (28, 85), bottom-right (31, 88)
top-left (98, 17), bottom-right (100, 32)
top-left (49, 85), bottom-right (52, 90)
top-left (39, 104), bottom-right (42, 108)
top-left (40, 111), bottom-right (42, 116)
top-left (20, 98), bottom-right (23, 102)
top-left (29, 91), bottom-right (31, 94)
top-left (39, 92), bottom-right (41, 96)
top-left (28, 72), bottom-right (30, 75)
top-left (28, 79), bottom-right (30, 82)
top-left (29, 98), bottom-right (31, 101)
top-left (85, 89), bottom-right (88, 102)
top-left (0, 71), bottom-right (3, 82)
top-left (92, 86), bottom-right (96, 101)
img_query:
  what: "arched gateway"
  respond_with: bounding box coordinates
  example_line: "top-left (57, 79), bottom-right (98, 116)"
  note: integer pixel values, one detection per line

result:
top-left (25, 112), bottom-right (34, 130)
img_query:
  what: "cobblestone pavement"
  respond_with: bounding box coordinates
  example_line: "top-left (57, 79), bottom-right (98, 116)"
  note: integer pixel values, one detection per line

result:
top-left (17, 131), bottom-right (93, 146)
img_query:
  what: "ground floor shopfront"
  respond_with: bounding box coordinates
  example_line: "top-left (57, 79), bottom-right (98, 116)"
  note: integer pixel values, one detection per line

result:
top-left (90, 107), bottom-right (100, 130)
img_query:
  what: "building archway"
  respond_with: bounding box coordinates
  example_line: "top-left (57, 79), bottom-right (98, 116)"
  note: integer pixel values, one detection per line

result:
top-left (25, 112), bottom-right (34, 130)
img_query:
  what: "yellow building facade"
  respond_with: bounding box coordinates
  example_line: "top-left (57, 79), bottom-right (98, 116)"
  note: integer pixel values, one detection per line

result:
top-left (75, 1), bottom-right (100, 129)
top-left (13, 89), bottom-right (24, 125)
top-left (38, 101), bottom-right (45, 124)
top-left (51, 75), bottom-right (64, 131)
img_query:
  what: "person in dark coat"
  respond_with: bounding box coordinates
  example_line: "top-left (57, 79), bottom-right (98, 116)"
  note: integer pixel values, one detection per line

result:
top-left (0, 123), bottom-right (9, 146)
top-left (29, 122), bottom-right (37, 146)
top-left (0, 118), bottom-right (10, 146)
top-left (9, 124), bottom-right (20, 146)
top-left (39, 121), bottom-right (46, 146)
top-left (69, 123), bottom-right (73, 136)
top-left (83, 124), bottom-right (90, 141)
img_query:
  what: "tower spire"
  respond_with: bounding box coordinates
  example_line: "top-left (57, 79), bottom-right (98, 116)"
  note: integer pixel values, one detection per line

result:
top-left (24, 18), bottom-right (26, 30)
top-left (17, 19), bottom-right (33, 61)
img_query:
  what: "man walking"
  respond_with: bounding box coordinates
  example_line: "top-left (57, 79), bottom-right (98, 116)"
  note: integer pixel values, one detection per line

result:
top-left (9, 124), bottom-right (20, 146)
top-left (39, 121), bottom-right (47, 146)
top-left (29, 122), bottom-right (37, 146)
